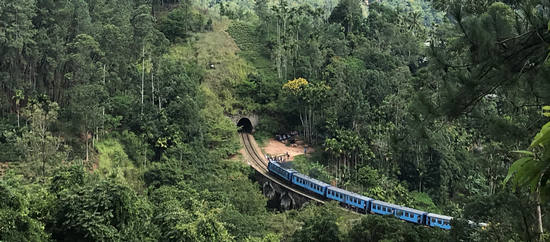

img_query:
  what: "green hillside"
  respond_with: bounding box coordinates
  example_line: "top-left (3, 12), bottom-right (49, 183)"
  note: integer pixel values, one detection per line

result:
top-left (1, 0), bottom-right (550, 241)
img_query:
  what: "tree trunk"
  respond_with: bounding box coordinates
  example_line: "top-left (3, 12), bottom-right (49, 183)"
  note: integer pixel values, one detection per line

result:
top-left (86, 130), bottom-right (89, 162)
top-left (536, 188), bottom-right (544, 241)
top-left (151, 69), bottom-right (155, 105)
top-left (141, 46), bottom-right (145, 115)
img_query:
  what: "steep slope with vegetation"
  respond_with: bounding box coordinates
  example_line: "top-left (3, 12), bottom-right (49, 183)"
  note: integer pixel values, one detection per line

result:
top-left (1, 0), bottom-right (550, 241)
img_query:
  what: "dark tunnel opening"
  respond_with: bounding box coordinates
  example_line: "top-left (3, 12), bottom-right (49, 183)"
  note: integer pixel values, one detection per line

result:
top-left (237, 118), bottom-right (253, 133)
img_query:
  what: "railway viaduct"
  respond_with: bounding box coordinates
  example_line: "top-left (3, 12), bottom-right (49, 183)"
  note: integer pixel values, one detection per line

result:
top-left (233, 114), bottom-right (324, 210)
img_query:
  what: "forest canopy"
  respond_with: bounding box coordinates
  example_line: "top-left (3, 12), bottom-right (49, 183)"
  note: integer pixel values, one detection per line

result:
top-left (1, 0), bottom-right (550, 241)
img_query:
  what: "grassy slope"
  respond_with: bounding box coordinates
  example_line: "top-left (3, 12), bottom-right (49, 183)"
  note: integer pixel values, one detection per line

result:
top-left (227, 21), bottom-right (276, 80)
top-left (167, 18), bottom-right (252, 115)
top-left (95, 138), bottom-right (144, 191)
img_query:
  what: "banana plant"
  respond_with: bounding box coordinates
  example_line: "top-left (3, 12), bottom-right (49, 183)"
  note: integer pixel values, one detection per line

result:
top-left (504, 116), bottom-right (550, 241)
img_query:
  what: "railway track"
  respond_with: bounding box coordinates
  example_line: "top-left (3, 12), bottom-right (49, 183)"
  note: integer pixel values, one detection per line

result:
top-left (239, 132), bottom-right (325, 203)
top-left (239, 133), bottom-right (490, 229)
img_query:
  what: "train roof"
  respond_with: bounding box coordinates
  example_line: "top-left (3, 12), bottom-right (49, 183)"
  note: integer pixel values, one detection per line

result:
top-left (427, 213), bottom-right (453, 220)
top-left (293, 173), bottom-right (330, 187)
top-left (327, 186), bottom-right (373, 201)
top-left (372, 200), bottom-right (427, 215)
top-left (270, 161), bottom-right (297, 173)
top-left (395, 206), bottom-right (427, 215)
top-left (371, 200), bottom-right (400, 209)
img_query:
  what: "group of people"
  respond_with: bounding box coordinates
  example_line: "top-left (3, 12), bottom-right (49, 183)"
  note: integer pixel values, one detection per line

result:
top-left (266, 152), bottom-right (290, 163)
top-left (275, 131), bottom-right (299, 143)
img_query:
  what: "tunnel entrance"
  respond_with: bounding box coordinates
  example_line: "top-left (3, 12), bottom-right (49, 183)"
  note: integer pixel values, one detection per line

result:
top-left (237, 118), bottom-right (253, 133)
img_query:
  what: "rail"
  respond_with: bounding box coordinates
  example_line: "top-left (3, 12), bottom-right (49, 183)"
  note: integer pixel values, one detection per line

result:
top-left (239, 132), bottom-right (326, 203)
top-left (239, 132), bottom-right (489, 230)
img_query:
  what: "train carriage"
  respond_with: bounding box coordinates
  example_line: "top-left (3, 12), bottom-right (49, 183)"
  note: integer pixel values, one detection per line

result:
top-left (267, 161), bottom-right (296, 182)
top-left (291, 173), bottom-right (329, 196)
top-left (370, 200), bottom-right (400, 216)
top-left (326, 186), bottom-right (372, 212)
top-left (394, 206), bottom-right (427, 225)
top-left (326, 186), bottom-right (348, 203)
top-left (426, 213), bottom-right (453, 230)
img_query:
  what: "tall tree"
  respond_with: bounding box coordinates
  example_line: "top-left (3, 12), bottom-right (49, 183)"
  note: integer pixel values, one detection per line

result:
top-left (67, 84), bottom-right (107, 162)
top-left (505, 120), bottom-right (550, 241)
top-left (17, 99), bottom-right (67, 178)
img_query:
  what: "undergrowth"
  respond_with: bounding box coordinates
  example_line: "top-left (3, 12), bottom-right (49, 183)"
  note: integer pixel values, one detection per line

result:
top-left (227, 21), bottom-right (276, 80)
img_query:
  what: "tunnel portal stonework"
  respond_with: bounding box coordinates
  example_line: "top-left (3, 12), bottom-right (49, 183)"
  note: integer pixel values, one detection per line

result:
top-left (230, 114), bottom-right (259, 132)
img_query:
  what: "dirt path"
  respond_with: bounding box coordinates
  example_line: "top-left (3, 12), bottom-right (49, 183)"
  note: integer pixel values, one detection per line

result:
top-left (261, 138), bottom-right (314, 161)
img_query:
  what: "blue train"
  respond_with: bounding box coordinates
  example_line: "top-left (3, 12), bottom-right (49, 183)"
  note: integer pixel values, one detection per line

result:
top-left (267, 160), bottom-right (454, 230)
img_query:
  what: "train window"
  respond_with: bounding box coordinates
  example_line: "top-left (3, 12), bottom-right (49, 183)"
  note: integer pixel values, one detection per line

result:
top-left (431, 218), bottom-right (435, 223)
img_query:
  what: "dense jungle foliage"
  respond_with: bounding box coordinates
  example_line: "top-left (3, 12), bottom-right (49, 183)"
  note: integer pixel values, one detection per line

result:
top-left (1, 0), bottom-right (550, 241)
